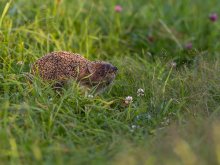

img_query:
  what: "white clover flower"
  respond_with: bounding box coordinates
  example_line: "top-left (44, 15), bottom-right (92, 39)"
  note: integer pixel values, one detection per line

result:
top-left (88, 94), bottom-right (94, 98)
top-left (146, 114), bottom-right (151, 120)
top-left (131, 125), bottom-right (137, 129)
top-left (170, 61), bottom-right (177, 68)
top-left (130, 124), bottom-right (140, 132)
top-left (130, 124), bottom-right (138, 132)
top-left (124, 96), bottom-right (133, 104)
top-left (136, 115), bottom-right (140, 120)
top-left (137, 88), bottom-right (144, 96)
top-left (17, 61), bottom-right (24, 65)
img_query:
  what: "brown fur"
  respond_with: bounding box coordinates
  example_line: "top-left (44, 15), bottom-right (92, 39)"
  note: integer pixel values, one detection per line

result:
top-left (32, 51), bottom-right (118, 91)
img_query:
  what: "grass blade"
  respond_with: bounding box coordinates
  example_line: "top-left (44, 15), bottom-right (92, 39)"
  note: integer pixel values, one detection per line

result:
top-left (0, 0), bottom-right (12, 29)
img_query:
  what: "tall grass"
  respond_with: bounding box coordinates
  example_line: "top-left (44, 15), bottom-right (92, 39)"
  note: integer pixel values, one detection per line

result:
top-left (0, 0), bottom-right (220, 164)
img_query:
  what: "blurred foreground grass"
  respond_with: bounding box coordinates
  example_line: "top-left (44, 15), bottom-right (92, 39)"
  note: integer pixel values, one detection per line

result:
top-left (0, 0), bottom-right (220, 164)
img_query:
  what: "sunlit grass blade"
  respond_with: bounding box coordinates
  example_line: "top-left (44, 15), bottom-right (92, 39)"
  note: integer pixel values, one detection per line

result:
top-left (0, 0), bottom-right (12, 29)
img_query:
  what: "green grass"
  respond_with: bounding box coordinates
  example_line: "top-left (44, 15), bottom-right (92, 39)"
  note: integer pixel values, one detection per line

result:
top-left (1, 0), bottom-right (220, 164)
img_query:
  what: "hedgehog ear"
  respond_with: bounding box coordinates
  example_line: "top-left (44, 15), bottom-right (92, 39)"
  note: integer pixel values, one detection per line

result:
top-left (87, 62), bottom-right (97, 73)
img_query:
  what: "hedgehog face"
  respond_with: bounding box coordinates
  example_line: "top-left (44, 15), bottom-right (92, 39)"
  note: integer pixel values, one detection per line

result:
top-left (87, 62), bottom-right (118, 86)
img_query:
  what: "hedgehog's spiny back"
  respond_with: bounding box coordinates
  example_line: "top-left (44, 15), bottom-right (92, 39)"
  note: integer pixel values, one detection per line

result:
top-left (33, 51), bottom-right (89, 81)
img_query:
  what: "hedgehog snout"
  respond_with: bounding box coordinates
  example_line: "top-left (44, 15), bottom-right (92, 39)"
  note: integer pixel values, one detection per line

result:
top-left (112, 66), bottom-right (118, 73)
top-left (108, 66), bottom-right (118, 74)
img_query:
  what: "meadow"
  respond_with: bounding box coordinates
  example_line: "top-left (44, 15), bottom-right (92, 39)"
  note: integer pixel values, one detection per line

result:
top-left (0, 0), bottom-right (220, 164)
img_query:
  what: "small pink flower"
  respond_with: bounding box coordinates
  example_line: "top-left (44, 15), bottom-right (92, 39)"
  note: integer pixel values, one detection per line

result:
top-left (209, 13), bottom-right (218, 22)
top-left (185, 42), bottom-right (192, 50)
top-left (115, 5), bottom-right (122, 12)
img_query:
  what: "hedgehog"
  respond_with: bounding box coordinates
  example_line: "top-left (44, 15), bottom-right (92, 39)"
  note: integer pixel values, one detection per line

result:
top-left (32, 51), bottom-right (118, 92)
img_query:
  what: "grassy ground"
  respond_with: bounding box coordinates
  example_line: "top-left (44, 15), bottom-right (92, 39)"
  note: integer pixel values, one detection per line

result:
top-left (0, 0), bottom-right (220, 164)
